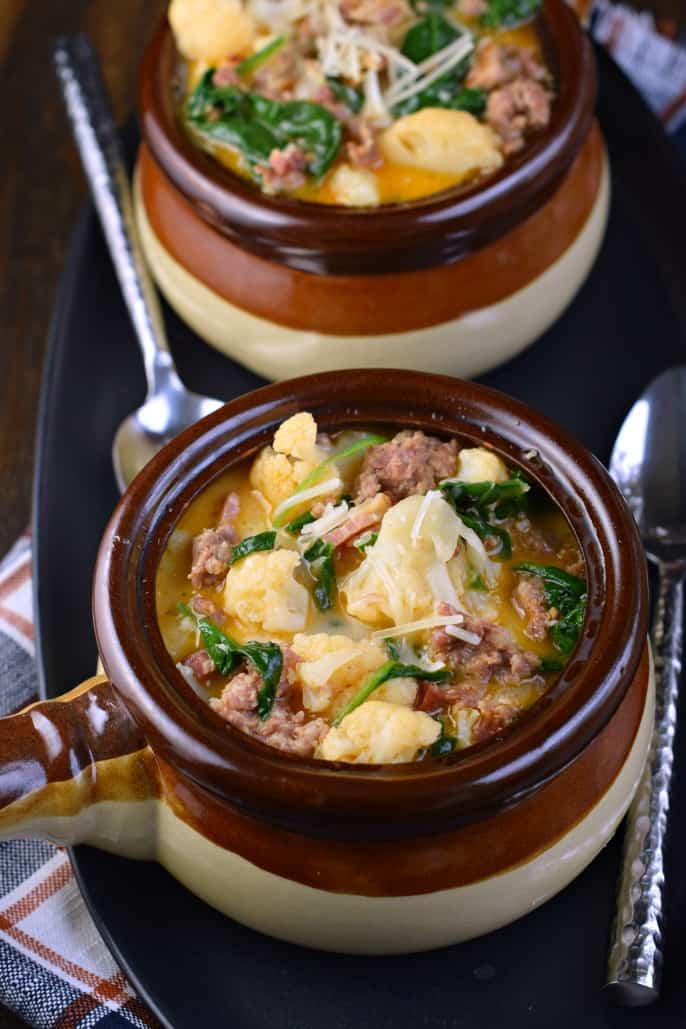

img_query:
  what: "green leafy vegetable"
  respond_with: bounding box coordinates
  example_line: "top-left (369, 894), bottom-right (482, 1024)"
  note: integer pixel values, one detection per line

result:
top-left (178, 603), bottom-right (282, 719)
top-left (440, 474), bottom-right (531, 558)
top-left (326, 76), bottom-right (363, 113)
top-left (236, 35), bottom-right (286, 77)
top-left (385, 639), bottom-right (401, 660)
top-left (393, 78), bottom-right (484, 117)
top-left (284, 510), bottom-right (316, 535)
top-left (354, 530), bottom-right (378, 552)
top-left (513, 564), bottom-right (587, 655)
top-left (401, 11), bottom-right (461, 63)
top-left (229, 530), bottom-right (276, 565)
top-left (538, 657), bottom-right (563, 674)
top-left (466, 567), bottom-right (487, 591)
top-left (332, 661), bottom-right (450, 727)
top-left (480, 0), bottom-right (542, 28)
top-left (303, 538), bottom-right (336, 611)
top-left (186, 70), bottom-right (342, 180)
top-left (430, 717), bottom-right (458, 756)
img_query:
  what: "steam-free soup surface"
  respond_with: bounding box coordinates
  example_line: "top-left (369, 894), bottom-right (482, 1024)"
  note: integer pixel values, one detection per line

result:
top-left (157, 413), bottom-right (587, 764)
top-left (170, 0), bottom-right (553, 205)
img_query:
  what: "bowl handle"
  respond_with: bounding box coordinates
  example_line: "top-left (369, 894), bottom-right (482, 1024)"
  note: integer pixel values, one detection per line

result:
top-left (0, 676), bottom-right (159, 857)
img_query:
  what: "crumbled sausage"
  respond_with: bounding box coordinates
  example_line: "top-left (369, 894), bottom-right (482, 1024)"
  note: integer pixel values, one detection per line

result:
top-left (486, 77), bottom-right (551, 155)
top-left (354, 431), bottom-right (459, 503)
top-left (210, 649), bottom-right (328, 757)
top-left (256, 143), bottom-right (309, 194)
top-left (323, 494), bottom-right (391, 549)
top-left (183, 649), bottom-right (216, 680)
top-left (188, 491), bottom-right (240, 589)
top-left (429, 604), bottom-right (540, 692)
top-left (346, 117), bottom-right (383, 168)
top-left (512, 574), bottom-right (551, 641)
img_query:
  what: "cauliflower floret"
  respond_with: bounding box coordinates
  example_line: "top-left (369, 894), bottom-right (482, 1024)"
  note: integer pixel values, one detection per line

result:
top-left (329, 164), bottom-right (380, 207)
top-left (249, 412), bottom-right (328, 509)
top-left (223, 550), bottom-right (308, 632)
top-left (455, 447), bottom-right (509, 484)
top-left (341, 494), bottom-right (460, 625)
top-left (292, 633), bottom-right (387, 713)
top-left (169, 0), bottom-right (257, 62)
top-left (317, 701), bottom-right (440, 763)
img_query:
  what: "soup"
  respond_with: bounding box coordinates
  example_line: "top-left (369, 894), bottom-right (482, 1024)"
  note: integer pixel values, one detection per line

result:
top-left (157, 413), bottom-right (587, 764)
top-left (169, 0), bottom-right (554, 205)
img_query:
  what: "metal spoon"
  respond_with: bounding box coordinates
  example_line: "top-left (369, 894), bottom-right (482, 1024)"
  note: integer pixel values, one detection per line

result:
top-left (53, 34), bottom-right (223, 493)
top-left (605, 366), bottom-right (686, 1004)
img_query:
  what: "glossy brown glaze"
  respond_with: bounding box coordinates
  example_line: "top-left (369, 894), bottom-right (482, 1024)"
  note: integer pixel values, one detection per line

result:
top-left (156, 646), bottom-right (648, 895)
top-left (93, 370), bottom-right (649, 842)
top-left (137, 0), bottom-right (597, 275)
top-left (138, 122), bottom-right (603, 335)
top-left (0, 678), bottom-right (145, 813)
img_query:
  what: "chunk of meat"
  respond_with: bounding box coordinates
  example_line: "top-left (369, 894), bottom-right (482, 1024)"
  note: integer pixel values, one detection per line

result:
top-left (429, 603), bottom-right (540, 691)
top-left (190, 595), bottom-right (226, 624)
top-left (183, 649), bottom-right (216, 680)
top-left (323, 494), bottom-right (391, 549)
top-left (512, 574), bottom-right (551, 641)
top-left (256, 143), bottom-right (309, 194)
top-left (346, 117), bottom-right (383, 168)
top-left (341, 0), bottom-right (412, 27)
top-left (471, 702), bottom-right (519, 743)
top-left (486, 77), bottom-right (551, 155)
top-left (188, 491), bottom-right (240, 589)
top-left (557, 542), bottom-right (585, 579)
top-left (466, 38), bottom-right (549, 91)
top-left (210, 650), bottom-right (328, 758)
top-left (354, 430), bottom-right (459, 503)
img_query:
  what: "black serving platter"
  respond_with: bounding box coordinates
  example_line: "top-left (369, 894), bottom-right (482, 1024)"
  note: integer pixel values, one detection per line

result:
top-left (33, 47), bottom-right (686, 1029)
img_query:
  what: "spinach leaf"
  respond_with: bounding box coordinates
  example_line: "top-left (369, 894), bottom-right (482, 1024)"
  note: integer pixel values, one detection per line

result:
top-left (480, 0), bottom-right (542, 27)
top-left (440, 474), bottom-right (530, 558)
top-left (430, 717), bottom-right (458, 756)
top-left (332, 661), bottom-right (450, 726)
top-left (401, 11), bottom-right (461, 63)
top-left (326, 76), bottom-right (363, 113)
top-left (284, 510), bottom-right (316, 535)
top-left (538, 657), bottom-right (563, 674)
top-left (229, 530), bottom-right (276, 565)
top-left (303, 538), bottom-right (336, 611)
top-left (179, 603), bottom-right (282, 719)
top-left (186, 71), bottom-right (342, 180)
top-left (513, 564), bottom-right (587, 655)
top-left (236, 35), bottom-right (286, 77)
top-left (393, 76), bottom-right (484, 117)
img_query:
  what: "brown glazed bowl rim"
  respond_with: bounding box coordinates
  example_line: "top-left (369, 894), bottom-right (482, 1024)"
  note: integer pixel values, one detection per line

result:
top-left (93, 371), bottom-right (648, 841)
top-left (137, 0), bottom-right (597, 275)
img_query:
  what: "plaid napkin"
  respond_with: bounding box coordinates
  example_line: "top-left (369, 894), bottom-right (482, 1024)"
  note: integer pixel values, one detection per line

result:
top-left (0, 536), bottom-right (158, 1029)
top-left (1, 6), bottom-right (685, 1026)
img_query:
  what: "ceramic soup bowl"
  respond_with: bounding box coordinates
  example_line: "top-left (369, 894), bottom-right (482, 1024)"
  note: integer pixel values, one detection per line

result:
top-left (0, 371), bottom-right (651, 954)
top-left (135, 0), bottom-right (607, 381)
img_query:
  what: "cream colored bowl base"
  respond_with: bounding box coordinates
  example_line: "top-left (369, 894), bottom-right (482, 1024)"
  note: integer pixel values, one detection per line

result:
top-left (3, 652), bottom-right (652, 955)
top-left (134, 155), bottom-right (610, 382)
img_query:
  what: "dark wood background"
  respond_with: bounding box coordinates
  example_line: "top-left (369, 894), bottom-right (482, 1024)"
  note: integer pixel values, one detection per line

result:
top-left (0, 1), bottom-right (684, 1027)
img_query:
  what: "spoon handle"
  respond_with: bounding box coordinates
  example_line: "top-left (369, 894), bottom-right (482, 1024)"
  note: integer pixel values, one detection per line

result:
top-left (53, 33), bottom-right (177, 396)
top-left (606, 558), bottom-right (684, 1004)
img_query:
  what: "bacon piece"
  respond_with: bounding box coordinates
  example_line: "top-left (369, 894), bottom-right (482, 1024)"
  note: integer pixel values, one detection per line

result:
top-left (323, 494), bottom-right (391, 550)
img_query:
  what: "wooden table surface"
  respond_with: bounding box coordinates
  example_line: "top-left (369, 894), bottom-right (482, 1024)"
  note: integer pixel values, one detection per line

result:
top-left (1, 4), bottom-right (165, 1025)
top-left (1, 1), bottom-right (685, 1027)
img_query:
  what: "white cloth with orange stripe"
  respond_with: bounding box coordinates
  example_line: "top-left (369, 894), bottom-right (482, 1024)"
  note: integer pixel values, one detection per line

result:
top-left (0, 536), bottom-right (157, 1029)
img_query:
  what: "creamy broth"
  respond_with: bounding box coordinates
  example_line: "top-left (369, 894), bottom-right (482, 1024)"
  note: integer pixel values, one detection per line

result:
top-left (157, 415), bottom-right (586, 763)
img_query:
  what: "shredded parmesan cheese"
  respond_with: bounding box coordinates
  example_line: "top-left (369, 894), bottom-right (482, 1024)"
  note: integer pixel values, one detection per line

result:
top-left (298, 500), bottom-right (350, 540)
top-left (372, 613), bottom-right (464, 640)
top-left (445, 624), bottom-right (482, 645)
top-left (384, 33), bottom-right (474, 108)
top-left (409, 489), bottom-right (442, 546)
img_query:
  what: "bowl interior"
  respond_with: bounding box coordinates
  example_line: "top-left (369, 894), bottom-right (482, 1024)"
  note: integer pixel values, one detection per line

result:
top-left (94, 371), bottom-right (647, 839)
